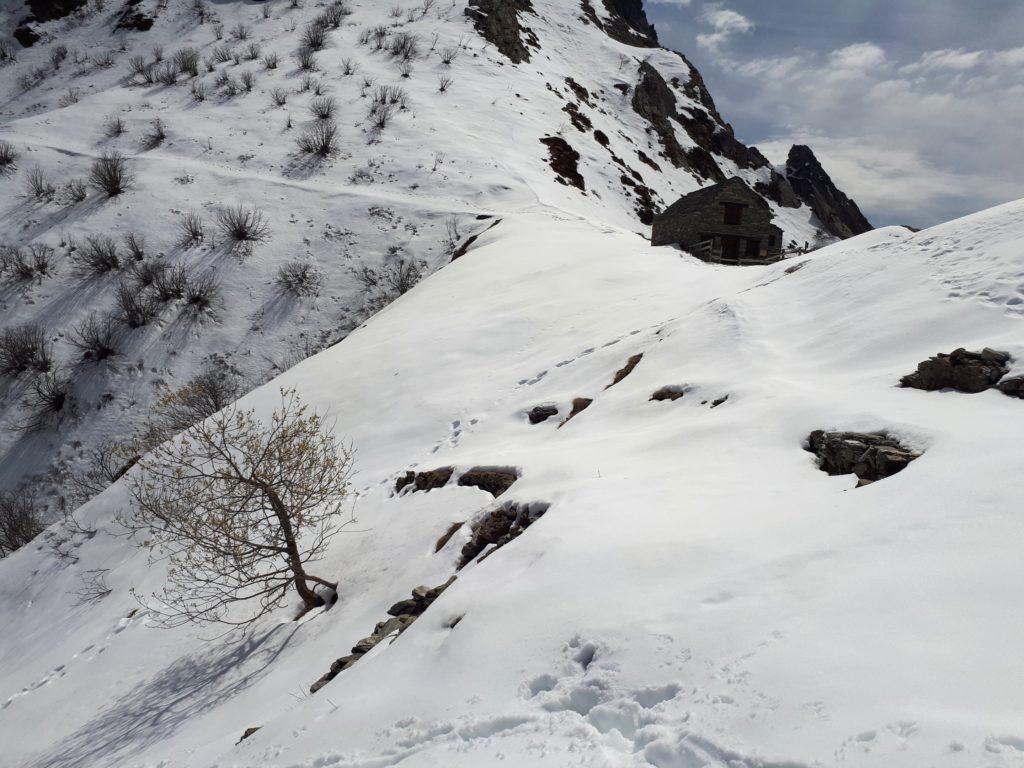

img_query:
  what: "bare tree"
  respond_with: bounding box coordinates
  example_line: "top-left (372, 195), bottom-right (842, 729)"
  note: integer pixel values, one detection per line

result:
top-left (122, 389), bottom-right (354, 626)
top-left (0, 490), bottom-right (44, 557)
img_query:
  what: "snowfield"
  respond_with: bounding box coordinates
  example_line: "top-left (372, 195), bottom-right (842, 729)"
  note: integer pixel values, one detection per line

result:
top-left (1, 1), bottom-right (1022, 767)
top-left (1, 196), bottom-right (1023, 767)
top-left (0, 0), bottom-right (826, 503)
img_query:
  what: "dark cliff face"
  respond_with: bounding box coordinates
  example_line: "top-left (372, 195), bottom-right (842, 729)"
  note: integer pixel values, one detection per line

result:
top-left (464, 0), bottom-right (538, 64)
top-left (786, 145), bottom-right (873, 239)
top-left (606, 0), bottom-right (658, 44)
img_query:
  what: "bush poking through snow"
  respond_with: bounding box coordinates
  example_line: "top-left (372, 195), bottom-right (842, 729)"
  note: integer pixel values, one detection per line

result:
top-left (183, 271), bottom-right (222, 318)
top-left (73, 235), bottom-right (122, 275)
top-left (69, 313), bottom-right (121, 364)
top-left (388, 32), bottom-right (420, 62)
top-left (115, 280), bottom-right (160, 328)
top-left (295, 47), bottom-right (317, 71)
top-left (216, 205), bottom-right (270, 245)
top-left (155, 62), bottom-right (179, 85)
top-left (368, 103), bottom-right (396, 132)
top-left (0, 141), bottom-right (17, 173)
top-left (153, 263), bottom-right (189, 301)
top-left (24, 166), bottom-right (56, 202)
top-left (148, 368), bottom-right (242, 440)
top-left (121, 388), bottom-right (355, 626)
top-left (142, 118), bottom-right (167, 149)
top-left (270, 87), bottom-right (288, 106)
top-left (354, 257), bottom-right (426, 312)
top-left (296, 120), bottom-right (339, 157)
top-left (0, 323), bottom-right (52, 376)
top-left (301, 23), bottom-right (328, 52)
top-left (123, 232), bottom-right (145, 261)
top-left (276, 261), bottom-right (324, 296)
top-left (262, 52), bottom-right (279, 69)
top-left (104, 114), bottom-right (125, 138)
top-left (17, 369), bottom-right (76, 433)
top-left (177, 212), bottom-right (206, 247)
top-left (130, 259), bottom-right (167, 288)
top-left (173, 47), bottom-right (200, 77)
top-left (0, 491), bottom-right (44, 557)
top-left (89, 151), bottom-right (134, 196)
top-left (309, 96), bottom-right (336, 120)
top-left (3, 244), bottom-right (54, 282)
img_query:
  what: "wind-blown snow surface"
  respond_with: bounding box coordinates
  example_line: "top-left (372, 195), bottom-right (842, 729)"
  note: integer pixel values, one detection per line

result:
top-left (0, 0), bottom-right (823, 502)
top-left (2, 198), bottom-right (1024, 768)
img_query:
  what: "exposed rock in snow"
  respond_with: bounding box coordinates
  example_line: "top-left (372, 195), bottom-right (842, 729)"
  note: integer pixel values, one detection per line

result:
top-left (560, 396), bottom-right (594, 426)
top-left (786, 144), bottom-right (874, 238)
top-left (900, 347), bottom-right (1011, 393)
top-left (395, 467), bottom-right (455, 495)
top-left (457, 501), bottom-right (550, 569)
top-left (456, 467), bottom-right (519, 498)
top-left (527, 404), bottom-right (559, 424)
top-left (464, 0), bottom-right (538, 64)
top-left (311, 577), bottom-right (458, 694)
top-left (650, 385), bottom-right (687, 401)
top-left (540, 136), bottom-right (586, 190)
top-left (606, 353), bottom-right (643, 388)
top-left (807, 430), bottom-right (921, 484)
top-left (997, 376), bottom-right (1024, 398)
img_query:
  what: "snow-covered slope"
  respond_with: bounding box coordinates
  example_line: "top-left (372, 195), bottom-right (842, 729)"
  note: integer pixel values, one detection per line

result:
top-left (0, 0), bottom-right (830, 505)
top-left (2, 195), bottom-right (1023, 767)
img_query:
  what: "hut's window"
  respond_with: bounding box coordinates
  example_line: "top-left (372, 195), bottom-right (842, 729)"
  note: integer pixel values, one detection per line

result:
top-left (768, 234), bottom-right (776, 247)
top-left (722, 203), bottom-right (744, 225)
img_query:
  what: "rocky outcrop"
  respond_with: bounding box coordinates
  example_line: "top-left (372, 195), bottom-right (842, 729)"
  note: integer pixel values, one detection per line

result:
top-left (632, 62), bottom-right (716, 180)
top-left (559, 397), bottom-right (593, 427)
top-left (395, 467), bottom-right (454, 494)
top-left (606, 353), bottom-right (643, 389)
top-left (900, 348), bottom-right (1011, 394)
top-left (465, 0), bottom-right (538, 64)
top-left (997, 377), bottom-right (1024, 399)
top-left (580, 0), bottom-right (658, 48)
top-left (807, 431), bottom-right (920, 485)
top-left (236, 726), bottom-right (261, 745)
top-left (528, 404), bottom-right (559, 424)
top-left (114, 0), bottom-right (156, 32)
top-left (785, 145), bottom-right (872, 239)
top-left (310, 577), bottom-right (457, 693)
top-left (457, 502), bottom-right (550, 569)
top-left (396, 466), bottom-right (518, 497)
top-left (631, 61), bottom-right (781, 185)
top-left (540, 137), bottom-right (585, 190)
top-left (754, 171), bottom-right (801, 209)
top-left (605, 0), bottom-right (658, 44)
top-left (650, 385), bottom-right (686, 401)
top-left (457, 467), bottom-right (519, 497)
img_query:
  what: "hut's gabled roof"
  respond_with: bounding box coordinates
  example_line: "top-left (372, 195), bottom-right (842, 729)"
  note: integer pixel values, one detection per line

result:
top-left (658, 177), bottom-right (770, 220)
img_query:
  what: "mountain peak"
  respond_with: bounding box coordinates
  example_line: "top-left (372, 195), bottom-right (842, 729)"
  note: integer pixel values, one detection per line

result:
top-left (786, 144), bottom-right (873, 238)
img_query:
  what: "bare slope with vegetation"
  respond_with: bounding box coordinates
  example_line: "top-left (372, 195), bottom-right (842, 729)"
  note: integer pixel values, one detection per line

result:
top-left (0, 0), bottom-right (834, 513)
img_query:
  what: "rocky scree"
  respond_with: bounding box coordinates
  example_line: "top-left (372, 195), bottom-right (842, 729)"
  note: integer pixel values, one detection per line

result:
top-left (900, 347), bottom-right (1011, 394)
top-left (807, 431), bottom-right (921, 486)
top-left (457, 501), bottom-right (550, 569)
top-left (310, 577), bottom-right (457, 694)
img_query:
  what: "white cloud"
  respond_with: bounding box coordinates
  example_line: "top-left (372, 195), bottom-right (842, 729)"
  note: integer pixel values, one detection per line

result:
top-left (696, 4), bottom-right (754, 53)
top-left (828, 42), bottom-right (886, 71)
top-left (712, 42), bottom-right (1024, 226)
top-left (645, 0), bottom-right (693, 6)
top-left (900, 48), bottom-right (984, 75)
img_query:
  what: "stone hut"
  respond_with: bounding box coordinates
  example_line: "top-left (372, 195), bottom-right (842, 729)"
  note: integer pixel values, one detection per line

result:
top-left (652, 177), bottom-right (784, 264)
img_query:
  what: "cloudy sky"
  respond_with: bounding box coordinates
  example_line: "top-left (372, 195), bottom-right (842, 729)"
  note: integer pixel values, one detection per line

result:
top-left (643, 0), bottom-right (1024, 228)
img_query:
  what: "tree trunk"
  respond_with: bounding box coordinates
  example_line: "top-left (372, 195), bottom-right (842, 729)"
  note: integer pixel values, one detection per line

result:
top-left (262, 485), bottom-right (324, 609)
